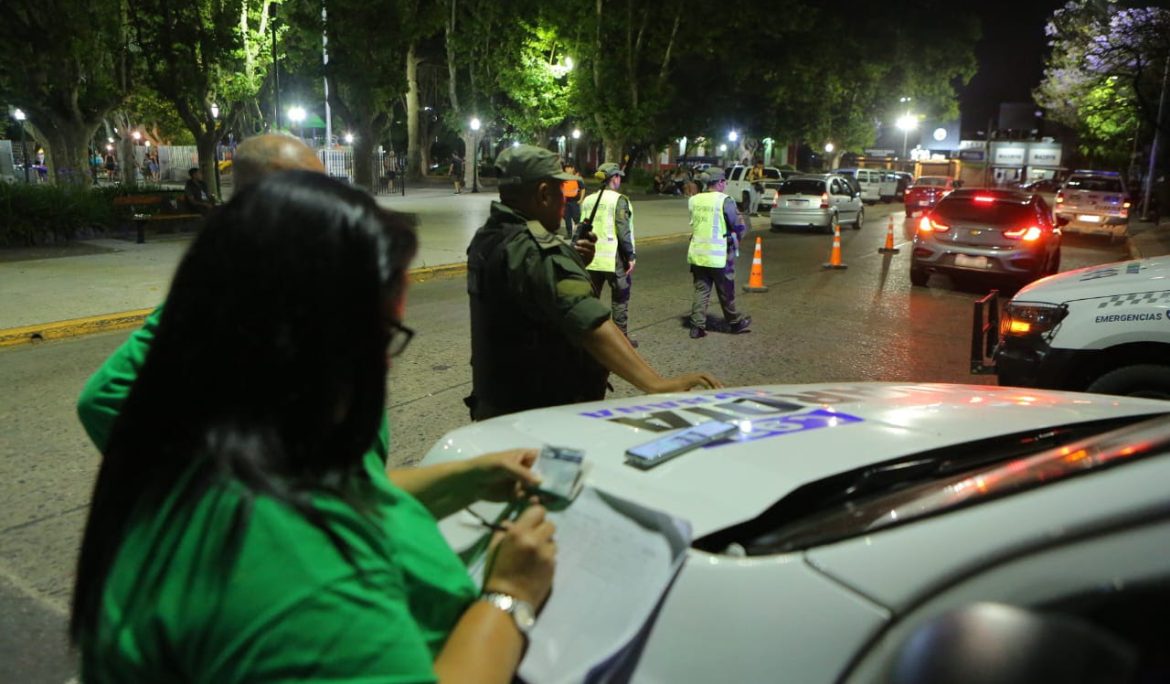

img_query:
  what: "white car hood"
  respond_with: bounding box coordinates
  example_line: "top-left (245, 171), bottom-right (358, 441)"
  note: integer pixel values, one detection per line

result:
top-left (1014, 257), bottom-right (1170, 303)
top-left (420, 382), bottom-right (1168, 537)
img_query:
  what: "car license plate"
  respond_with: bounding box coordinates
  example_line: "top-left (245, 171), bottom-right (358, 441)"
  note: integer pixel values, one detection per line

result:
top-left (918, 200), bottom-right (931, 206)
top-left (954, 254), bottom-right (989, 269)
top-left (789, 199), bottom-right (808, 207)
top-left (1079, 214), bottom-right (1101, 223)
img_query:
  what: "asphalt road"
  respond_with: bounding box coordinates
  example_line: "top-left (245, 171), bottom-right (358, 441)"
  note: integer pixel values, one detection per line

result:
top-left (0, 201), bottom-right (1129, 681)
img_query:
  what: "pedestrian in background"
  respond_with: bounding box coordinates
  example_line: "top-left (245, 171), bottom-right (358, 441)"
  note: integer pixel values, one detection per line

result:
top-left (581, 162), bottom-right (638, 347)
top-left (561, 163), bottom-right (584, 238)
top-left (464, 145), bottom-right (721, 421)
top-left (72, 171), bottom-right (557, 682)
top-left (183, 167), bottom-right (216, 215)
top-left (450, 153), bottom-right (465, 194)
top-left (686, 167), bottom-right (751, 338)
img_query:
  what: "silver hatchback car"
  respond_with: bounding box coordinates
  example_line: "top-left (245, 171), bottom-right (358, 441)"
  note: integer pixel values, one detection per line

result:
top-left (769, 174), bottom-right (864, 233)
top-left (910, 188), bottom-right (1065, 289)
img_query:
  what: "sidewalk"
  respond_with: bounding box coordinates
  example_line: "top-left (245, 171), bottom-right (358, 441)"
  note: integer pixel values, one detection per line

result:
top-left (0, 188), bottom-right (702, 345)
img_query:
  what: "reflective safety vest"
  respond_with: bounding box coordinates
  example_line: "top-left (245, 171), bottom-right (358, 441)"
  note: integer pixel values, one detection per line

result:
top-left (687, 191), bottom-right (730, 267)
top-left (581, 190), bottom-right (633, 273)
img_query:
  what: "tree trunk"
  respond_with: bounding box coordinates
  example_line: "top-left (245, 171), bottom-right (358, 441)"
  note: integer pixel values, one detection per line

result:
top-left (603, 138), bottom-right (625, 166)
top-left (196, 130), bottom-right (219, 200)
top-left (462, 131), bottom-right (475, 189)
top-left (39, 118), bottom-right (97, 187)
top-left (352, 125), bottom-right (377, 190)
top-left (405, 44), bottom-right (423, 181)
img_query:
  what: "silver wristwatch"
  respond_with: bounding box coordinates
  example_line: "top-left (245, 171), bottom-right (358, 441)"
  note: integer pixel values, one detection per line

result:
top-left (479, 592), bottom-right (536, 635)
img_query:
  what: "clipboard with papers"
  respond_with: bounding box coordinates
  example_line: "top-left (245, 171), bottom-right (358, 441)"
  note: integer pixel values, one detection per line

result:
top-left (448, 486), bottom-right (692, 684)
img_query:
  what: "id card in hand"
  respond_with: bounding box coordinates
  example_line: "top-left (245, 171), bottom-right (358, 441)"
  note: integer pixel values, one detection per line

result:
top-left (532, 446), bottom-right (586, 505)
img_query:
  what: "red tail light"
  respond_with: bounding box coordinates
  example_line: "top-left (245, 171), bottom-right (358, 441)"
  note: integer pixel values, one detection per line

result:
top-left (973, 194), bottom-right (997, 203)
top-left (918, 216), bottom-right (950, 233)
top-left (820, 192), bottom-right (829, 209)
top-left (1004, 225), bottom-right (1043, 241)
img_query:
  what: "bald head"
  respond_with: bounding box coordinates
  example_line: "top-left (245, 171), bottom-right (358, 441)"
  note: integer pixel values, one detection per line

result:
top-left (233, 134), bottom-right (326, 189)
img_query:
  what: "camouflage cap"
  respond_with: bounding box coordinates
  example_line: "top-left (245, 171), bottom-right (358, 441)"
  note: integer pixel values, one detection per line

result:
top-left (701, 167), bottom-right (727, 183)
top-left (494, 145), bottom-right (578, 186)
top-left (598, 162), bottom-right (625, 178)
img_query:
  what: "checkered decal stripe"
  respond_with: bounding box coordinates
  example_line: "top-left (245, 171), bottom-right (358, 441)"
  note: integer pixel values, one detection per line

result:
top-left (1096, 291), bottom-right (1170, 308)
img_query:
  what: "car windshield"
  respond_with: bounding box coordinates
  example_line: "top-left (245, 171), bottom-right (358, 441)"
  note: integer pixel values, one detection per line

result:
top-left (1066, 177), bottom-right (1123, 192)
top-left (693, 413), bottom-right (1170, 556)
top-left (779, 179), bottom-right (825, 195)
top-left (933, 198), bottom-right (1034, 225)
top-left (764, 168), bottom-right (783, 180)
top-left (916, 177), bottom-right (949, 187)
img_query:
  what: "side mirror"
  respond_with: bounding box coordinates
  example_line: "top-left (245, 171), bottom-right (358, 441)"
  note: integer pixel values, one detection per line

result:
top-left (1055, 215), bottom-right (1070, 227)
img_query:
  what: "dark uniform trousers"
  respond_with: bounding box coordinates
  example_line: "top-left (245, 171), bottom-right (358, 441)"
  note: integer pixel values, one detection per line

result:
top-left (563, 201), bottom-right (582, 239)
top-left (589, 269), bottom-right (632, 335)
top-left (689, 263), bottom-right (744, 330)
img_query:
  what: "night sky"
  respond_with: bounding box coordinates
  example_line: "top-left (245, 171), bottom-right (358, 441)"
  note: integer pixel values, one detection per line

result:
top-left (959, 0), bottom-right (1065, 135)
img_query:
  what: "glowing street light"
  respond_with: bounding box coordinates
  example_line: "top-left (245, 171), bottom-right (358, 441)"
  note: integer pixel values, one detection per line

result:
top-left (727, 130), bottom-right (738, 142)
top-left (132, 130), bottom-right (141, 142)
top-left (571, 128), bottom-right (581, 140)
top-left (288, 105), bottom-right (306, 141)
top-left (564, 56), bottom-right (574, 70)
top-left (210, 103), bottom-right (219, 120)
top-left (896, 113), bottom-right (918, 159)
top-left (824, 142), bottom-right (835, 153)
top-left (344, 132), bottom-right (354, 144)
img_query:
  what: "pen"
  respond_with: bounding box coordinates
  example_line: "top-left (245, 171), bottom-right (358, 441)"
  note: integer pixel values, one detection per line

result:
top-left (465, 507), bottom-right (508, 533)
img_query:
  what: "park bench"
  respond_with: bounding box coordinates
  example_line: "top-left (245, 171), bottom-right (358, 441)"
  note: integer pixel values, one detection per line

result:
top-left (112, 193), bottom-right (202, 244)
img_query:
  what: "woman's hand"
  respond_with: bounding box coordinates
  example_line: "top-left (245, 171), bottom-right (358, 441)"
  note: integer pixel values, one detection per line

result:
top-left (462, 449), bottom-right (542, 503)
top-left (484, 503), bottom-right (557, 609)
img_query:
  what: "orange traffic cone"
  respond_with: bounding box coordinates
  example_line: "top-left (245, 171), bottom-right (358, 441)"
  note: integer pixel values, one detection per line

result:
top-left (822, 219), bottom-right (848, 270)
top-left (743, 236), bottom-right (769, 293)
top-left (878, 215), bottom-right (900, 254)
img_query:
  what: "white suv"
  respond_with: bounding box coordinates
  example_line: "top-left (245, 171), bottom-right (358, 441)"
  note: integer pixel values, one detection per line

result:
top-left (1054, 170), bottom-right (1131, 241)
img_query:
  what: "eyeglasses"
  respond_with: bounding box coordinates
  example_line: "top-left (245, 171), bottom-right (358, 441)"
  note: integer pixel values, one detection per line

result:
top-left (387, 320), bottom-right (415, 358)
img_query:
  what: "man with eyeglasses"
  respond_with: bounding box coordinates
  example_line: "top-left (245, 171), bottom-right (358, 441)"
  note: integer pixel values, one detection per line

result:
top-left (464, 145), bottom-right (722, 422)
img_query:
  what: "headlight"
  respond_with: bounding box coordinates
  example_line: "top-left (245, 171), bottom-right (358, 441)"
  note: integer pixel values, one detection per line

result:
top-left (1001, 302), bottom-right (1068, 337)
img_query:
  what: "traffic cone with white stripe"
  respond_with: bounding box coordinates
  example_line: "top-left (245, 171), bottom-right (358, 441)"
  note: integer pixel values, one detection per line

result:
top-left (743, 237), bottom-right (769, 293)
top-left (878, 215), bottom-right (900, 254)
top-left (822, 219), bottom-right (848, 270)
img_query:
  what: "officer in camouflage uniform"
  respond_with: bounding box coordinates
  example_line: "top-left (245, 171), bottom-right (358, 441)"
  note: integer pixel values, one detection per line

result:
top-left (688, 167), bottom-right (752, 339)
top-left (465, 145), bottom-right (722, 421)
top-left (581, 162), bottom-right (637, 345)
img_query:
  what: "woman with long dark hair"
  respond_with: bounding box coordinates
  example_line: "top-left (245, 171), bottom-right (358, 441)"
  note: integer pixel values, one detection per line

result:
top-left (71, 171), bottom-right (556, 682)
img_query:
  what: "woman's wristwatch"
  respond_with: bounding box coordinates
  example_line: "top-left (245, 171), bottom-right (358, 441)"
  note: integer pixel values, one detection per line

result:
top-left (479, 592), bottom-right (536, 635)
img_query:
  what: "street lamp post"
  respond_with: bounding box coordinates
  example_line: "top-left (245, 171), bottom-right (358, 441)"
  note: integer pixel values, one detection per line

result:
top-left (269, 4), bottom-right (280, 131)
top-left (210, 104), bottom-right (221, 197)
top-left (13, 109), bottom-right (29, 184)
top-left (470, 117), bottom-right (481, 193)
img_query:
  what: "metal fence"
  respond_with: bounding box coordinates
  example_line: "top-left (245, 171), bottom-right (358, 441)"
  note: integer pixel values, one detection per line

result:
top-left (317, 148), bottom-right (404, 196)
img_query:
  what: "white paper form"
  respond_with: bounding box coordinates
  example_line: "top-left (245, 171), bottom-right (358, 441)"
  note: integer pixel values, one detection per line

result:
top-left (459, 487), bottom-right (691, 684)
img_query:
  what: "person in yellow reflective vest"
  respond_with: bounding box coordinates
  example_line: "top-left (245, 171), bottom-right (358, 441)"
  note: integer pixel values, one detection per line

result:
top-left (581, 162), bottom-right (638, 346)
top-left (687, 167), bottom-right (751, 339)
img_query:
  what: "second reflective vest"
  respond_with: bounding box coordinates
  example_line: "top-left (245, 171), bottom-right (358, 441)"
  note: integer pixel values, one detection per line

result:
top-left (687, 191), bottom-right (731, 267)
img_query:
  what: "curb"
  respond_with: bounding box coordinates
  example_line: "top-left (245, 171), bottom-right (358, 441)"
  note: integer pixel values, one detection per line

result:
top-left (0, 308), bottom-right (155, 348)
top-left (0, 230), bottom-right (701, 348)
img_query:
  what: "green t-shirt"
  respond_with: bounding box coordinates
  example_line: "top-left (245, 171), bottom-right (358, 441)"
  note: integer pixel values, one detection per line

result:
top-left (81, 451), bottom-right (478, 682)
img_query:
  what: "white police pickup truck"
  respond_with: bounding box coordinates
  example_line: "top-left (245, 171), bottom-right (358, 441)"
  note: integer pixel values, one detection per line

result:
top-left (973, 256), bottom-right (1170, 398)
